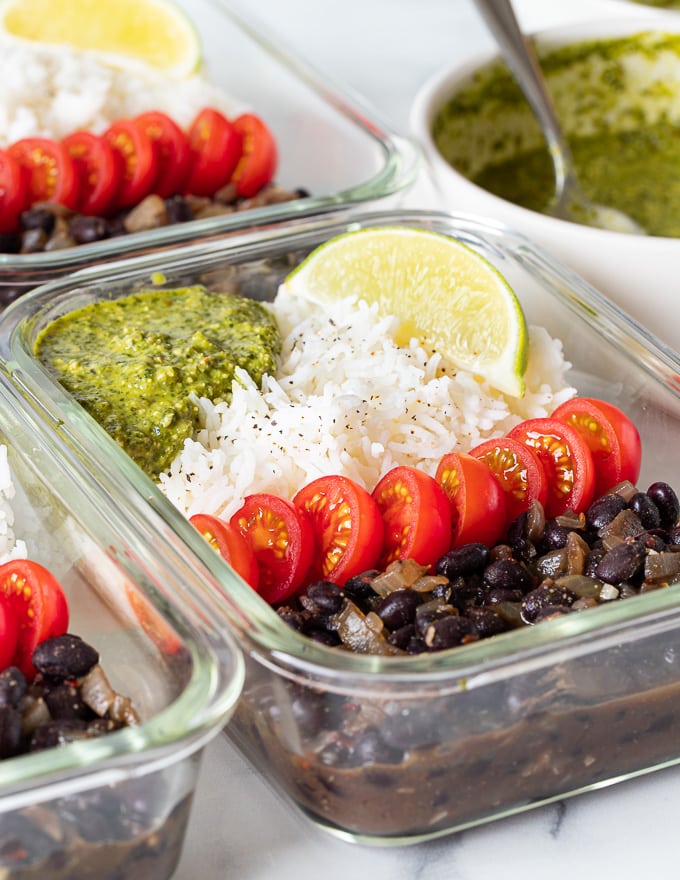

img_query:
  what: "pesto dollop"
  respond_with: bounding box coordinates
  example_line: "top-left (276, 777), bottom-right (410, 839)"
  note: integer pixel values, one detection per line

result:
top-left (35, 285), bottom-right (281, 478)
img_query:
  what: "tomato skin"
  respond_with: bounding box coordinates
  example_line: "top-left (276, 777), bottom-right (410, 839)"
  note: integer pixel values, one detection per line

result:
top-left (62, 130), bottom-right (119, 216)
top-left (103, 119), bottom-right (158, 210)
top-left (230, 493), bottom-right (314, 604)
top-left (134, 111), bottom-right (191, 198)
top-left (230, 113), bottom-right (278, 198)
top-left (0, 596), bottom-right (18, 669)
top-left (293, 475), bottom-right (384, 584)
top-left (372, 466), bottom-right (451, 568)
top-left (552, 397), bottom-right (641, 494)
top-left (507, 417), bottom-right (596, 517)
top-left (189, 512), bottom-right (259, 591)
top-left (8, 137), bottom-right (80, 211)
top-left (435, 451), bottom-right (507, 547)
top-left (469, 436), bottom-right (549, 525)
top-left (0, 149), bottom-right (28, 234)
top-left (0, 560), bottom-right (69, 679)
top-left (185, 108), bottom-right (243, 196)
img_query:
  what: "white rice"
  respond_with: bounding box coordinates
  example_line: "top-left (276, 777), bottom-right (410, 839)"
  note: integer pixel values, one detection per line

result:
top-left (0, 445), bottom-right (27, 564)
top-left (159, 289), bottom-right (577, 521)
top-left (0, 39), bottom-right (242, 146)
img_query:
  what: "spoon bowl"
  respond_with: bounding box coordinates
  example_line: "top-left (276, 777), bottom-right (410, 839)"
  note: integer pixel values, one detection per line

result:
top-left (472, 0), bottom-right (645, 235)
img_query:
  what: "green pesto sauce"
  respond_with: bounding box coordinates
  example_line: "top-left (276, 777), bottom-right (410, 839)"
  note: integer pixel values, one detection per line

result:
top-left (35, 285), bottom-right (281, 478)
top-left (473, 123), bottom-right (680, 237)
top-left (432, 32), bottom-right (680, 237)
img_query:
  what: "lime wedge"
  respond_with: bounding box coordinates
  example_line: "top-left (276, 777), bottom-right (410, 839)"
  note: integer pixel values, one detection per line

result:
top-left (0, 0), bottom-right (201, 77)
top-left (285, 226), bottom-right (528, 397)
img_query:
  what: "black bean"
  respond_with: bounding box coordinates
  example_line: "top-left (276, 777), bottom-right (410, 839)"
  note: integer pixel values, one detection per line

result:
top-left (0, 667), bottom-right (26, 708)
top-left (414, 605), bottom-right (453, 636)
top-left (540, 520), bottom-right (573, 551)
top-left (630, 492), bottom-right (662, 530)
top-left (595, 540), bottom-right (646, 584)
top-left (486, 586), bottom-right (524, 605)
top-left (20, 207), bottom-right (56, 233)
top-left (586, 493), bottom-right (628, 531)
top-left (277, 606), bottom-right (306, 631)
top-left (342, 571), bottom-right (379, 610)
top-left (353, 726), bottom-right (403, 765)
top-left (29, 719), bottom-right (90, 751)
top-left (647, 482), bottom-right (680, 528)
top-left (68, 214), bottom-right (110, 244)
top-left (0, 232), bottom-right (20, 254)
top-left (0, 705), bottom-right (22, 759)
top-left (435, 542), bottom-right (489, 579)
top-left (304, 581), bottom-right (344, 615)
top-left (522, 583), bottom-right (576, 623)
top-left (484, 558), bottom-right (533, 593)
top-left (448, 574), bottom-right (487, 611)
top-left (386, 623), bottom-right (417, 650)
top-left (466, 606), bottom-right (509, 638)
top-left (374, 589), bottom-right (422, 630)
top-left (44, 683), bottom-right (92, 720)
top-left (304, 626), bottom-right (342, 647)
top-left (291, 689), bottom-right (331, 738)
top-left (668, 525), bottom-right (680, 546)
top-left (380, 707), bottom-right (440, 750)
top-left (32, 634), bottom-right (99, 679)
top-left (424, 615), bottom-right (476, 650)
top-left (165, 194), bottom-right (194, 223)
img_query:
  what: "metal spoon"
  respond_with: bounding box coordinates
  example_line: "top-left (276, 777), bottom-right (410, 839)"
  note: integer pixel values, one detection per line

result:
top-left (473, 0), bottom-right (645, 234)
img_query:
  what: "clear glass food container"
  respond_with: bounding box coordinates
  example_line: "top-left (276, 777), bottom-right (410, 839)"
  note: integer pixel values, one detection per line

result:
top-left (0, 0), bottom-right (419, 301)
top-left (3, 208), bottom-right (680, 845)
top-left (0, 369), bottom-right (244, 876)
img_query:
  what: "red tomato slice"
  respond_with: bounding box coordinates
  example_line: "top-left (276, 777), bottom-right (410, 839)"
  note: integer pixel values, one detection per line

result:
top-left (134, 111), bottom-right (191, 198)
top-left (189, 512), bottom-right (259, 591)
top-left (62, 130), bottom-right (119, 216)
top-left (469, 436), bottom-right (549, 525)
top-left (230, 113), bottom-right (278, 198)
top-left (435, 451), bottom-right (507, 547)
top-left (185, 107), bottom-right (243, 197)
top-left (8, 137), bottom-right (80, 211)
top-left (0, 560), bottom-right (69, 679)
top-left (103, 119), bottom-right (158, 210)
top-left (507, 417), bottom-right (596, 517)
top-left (371, 466), bottom-right (451, 569)
top-left (551, 397), bottom-right (641, 495)
top-left (0, 595), bottom-right (18, 669)
top-left (230, 494), bottom-right (314, 604)
top-left (293, 475), bottom-right (384, 584)
top-left (0, 149), bottom-right (28, 234)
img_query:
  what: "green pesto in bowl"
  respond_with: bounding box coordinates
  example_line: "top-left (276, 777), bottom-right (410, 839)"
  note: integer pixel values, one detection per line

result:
top-left (432, 31), bottom-right (680, 237)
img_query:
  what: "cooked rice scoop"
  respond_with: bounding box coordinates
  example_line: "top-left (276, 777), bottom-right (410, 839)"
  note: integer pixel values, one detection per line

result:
top-left (158, 288), bottom-right (575, 520)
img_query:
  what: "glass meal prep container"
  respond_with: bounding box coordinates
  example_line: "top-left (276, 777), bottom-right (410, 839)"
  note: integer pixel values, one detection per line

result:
top-left (0, 0), bottom-right (419, 301)
top-left (3, 207), bottom-right (680, 846)
top-left (0, 370), bottom-right (244, 877)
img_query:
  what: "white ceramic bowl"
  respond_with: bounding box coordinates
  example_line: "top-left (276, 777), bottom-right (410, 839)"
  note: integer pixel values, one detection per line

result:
top-left (411, 15), bottom-right (680, 354)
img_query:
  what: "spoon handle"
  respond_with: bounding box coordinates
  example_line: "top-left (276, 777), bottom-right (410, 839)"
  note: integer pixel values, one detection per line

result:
top-left (472, 0), bottom-right (570, 194)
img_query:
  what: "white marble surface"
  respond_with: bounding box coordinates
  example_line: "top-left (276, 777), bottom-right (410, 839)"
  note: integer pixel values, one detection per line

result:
top-left (175, 1), bottom-right (680, 877)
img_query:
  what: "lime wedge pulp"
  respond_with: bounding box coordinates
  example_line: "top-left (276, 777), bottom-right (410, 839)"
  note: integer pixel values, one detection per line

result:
top-left (285, 226), bottom-right (528, 397)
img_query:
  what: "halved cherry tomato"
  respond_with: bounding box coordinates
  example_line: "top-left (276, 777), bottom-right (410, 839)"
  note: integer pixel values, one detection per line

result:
top-left (507, 417), bottom-right (596, 516)
top-left (551, 397), bottom-right (642, 495)
top-left (134, 111), bottom-right (191, 198)
top-left (8, 137), bottom-right (80, 211)
top-left (0, 149), bottom-right (28, 234)
top-left (185, 107), bottom-right (243, 197)
top-left (230, 113), bottom-right (278, 198)
top-left (189, 512), bottom-right (259, 591)
top-left (0, 560), bottom-right (69, 679)
top-left (62, 130), bottom-right (119, 216)
top-left (435, 451), bottom-right (507, 547)
top-left (0, 595), bottom-right (18, 669)
top-left (372, 466), bottom-right (451, 568)
top-left (230, 493), bottom-right (314, 604)
top-left (103, 119), bottom-right (158, 210)
top-left (294, 475), bottom-right (384, 584)
top-left (469, 436), bottom-right (548, 525)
